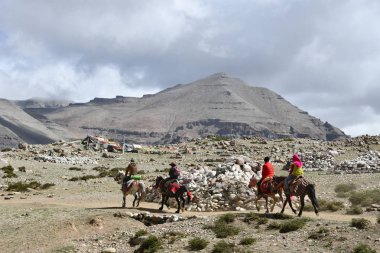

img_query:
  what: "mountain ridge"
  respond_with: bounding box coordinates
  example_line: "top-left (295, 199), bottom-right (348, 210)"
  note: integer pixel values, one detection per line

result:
top-left (0, 73), bottom-right (346, 146)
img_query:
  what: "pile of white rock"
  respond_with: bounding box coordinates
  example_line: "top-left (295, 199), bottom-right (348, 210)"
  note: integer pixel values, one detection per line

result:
top-left (34, 155), bottom-right (98, 165)
top-left (333, 151), bottom-right (380, 174)
top-left (145, 156), bottom-right (261, 212)
top-left (301, 151), bottom-right (336, 171)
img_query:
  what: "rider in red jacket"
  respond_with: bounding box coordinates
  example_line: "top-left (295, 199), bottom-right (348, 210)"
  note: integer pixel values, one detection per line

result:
top-left (258, 156), bottom-right (274, 193)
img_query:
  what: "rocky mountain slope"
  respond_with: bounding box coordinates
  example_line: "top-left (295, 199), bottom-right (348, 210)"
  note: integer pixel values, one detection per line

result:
top-left (0, 99), bottom-right (61, 148)
top-left (1, 73), bottom-right (346, 146)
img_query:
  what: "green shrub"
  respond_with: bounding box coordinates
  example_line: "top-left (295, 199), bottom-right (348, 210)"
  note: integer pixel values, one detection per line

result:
top-left (1, 165), bottom-right (17, 178)
top-left (351, 218), bottom-right (371, 229)
top-left (7, 181), bottom-right (40, 192)
top-left (212, 241), bottom-right (235, 253)
top-left (352, 243), bottom-right (377, 253)
top-left (240, 237), bottom-right (256, 245)
top-left (135, 229), bottom-right (148, 237)
top-left (334, 183), bottom-right (356, 193)
top-left (1, 148), bottom-right (12, 152)
top-left (136, 235), bottom-right (162, 253)
top-left (218, 213), bottom-right (236, 223)
top-left (69, 175), bottom-right (98, 181)
top-left (377, 215), bottom-right (380, 224)
top-left (279, 218), bottom-right (308, 233)
top-left (212, 221), bottom-right (240, 238)
top-left (68, 167), bottom-right (82, 171)
top-left (243, 212), bottom-right (259, 223)
top-left (336, 192), bottom-right (351, 198)
top-left (346, 206), bottom-right (364, 215)
top-left (257, 217), bottom-right (269, 225)
top-left (319, 199), bottom-right (345, 212)
top-left (267, 221), bottom-right (281, 230)
top-left (188, 237), bottom-right (209, 251)
top-left (349, 189), bottom-right (380, 207)
top-left (270, 213), bottom-right (293, 220)
top-left (41, 183), bottom-right (55, 189)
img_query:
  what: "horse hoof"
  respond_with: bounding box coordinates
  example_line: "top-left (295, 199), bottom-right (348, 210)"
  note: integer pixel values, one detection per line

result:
top-left (159, 207), bottom-right (163, 211)
top-left (175, 211), bottom-right (180, 213)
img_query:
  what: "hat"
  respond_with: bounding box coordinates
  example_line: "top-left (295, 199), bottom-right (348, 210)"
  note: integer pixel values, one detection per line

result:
top-left (130, 159), bottom-right (135, 163)
top-left (169, 161), bottom-right (176, 166)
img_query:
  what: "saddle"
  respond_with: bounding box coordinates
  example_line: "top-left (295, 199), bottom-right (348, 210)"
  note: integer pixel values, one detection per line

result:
top-left (289, 176), bottom-right (304, 193)
top-left (260, 177), bottom-right (274, 194)
top-left (162, 179), bottom-right (180, 194)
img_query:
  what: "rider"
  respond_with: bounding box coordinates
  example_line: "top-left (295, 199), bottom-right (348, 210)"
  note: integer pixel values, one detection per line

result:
top-left (257, 156), bottom-right (274, 194)
top-left (284, 154), bottom-right (304, 194)
top-left (162, 161), bottom-right (181, 187)
top-left (123, 159), bottom-right (138, 185)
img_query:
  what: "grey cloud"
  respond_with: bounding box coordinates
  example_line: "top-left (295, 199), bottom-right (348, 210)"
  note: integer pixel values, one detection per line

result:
top-left (0, 0), bottom-right (380, 136)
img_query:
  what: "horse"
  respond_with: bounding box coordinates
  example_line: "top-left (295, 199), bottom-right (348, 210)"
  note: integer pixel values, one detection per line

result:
top-left (114, 170), bottom-right (145, 208)
top-left (154, 176), bottom-right (193, 213)
top-left (247, 175), bottom-right (286, 213)
top-left (280, 176), bottom-right (319, 217)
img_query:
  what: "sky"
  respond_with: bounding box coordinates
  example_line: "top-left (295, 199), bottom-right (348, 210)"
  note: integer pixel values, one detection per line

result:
top-left (0, 0), bottom-right (380, 137)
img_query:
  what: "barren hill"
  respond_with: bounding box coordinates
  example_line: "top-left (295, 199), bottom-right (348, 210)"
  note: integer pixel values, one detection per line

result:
top-left (24, 73), bottom-right (346, 144)
top-left (0, 99), bottom-right (61, 148)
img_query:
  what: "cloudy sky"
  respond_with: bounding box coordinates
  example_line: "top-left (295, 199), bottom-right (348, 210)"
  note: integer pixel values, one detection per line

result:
top-left (0, 0), bottom-right (379, 137)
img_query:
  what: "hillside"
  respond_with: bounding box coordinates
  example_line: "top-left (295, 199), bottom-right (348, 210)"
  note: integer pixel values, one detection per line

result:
top-left (2, 73), bottom-right (346, 145)
top-left (0, 99), bottom-right (61, 148)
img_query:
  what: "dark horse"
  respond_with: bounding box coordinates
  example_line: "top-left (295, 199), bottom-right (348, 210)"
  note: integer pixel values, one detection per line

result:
top-left (247, 175), bottom-right (286, 213)
top-left (154, 176), bottom-right (193, 213)
top-left (281, 176), bottom-right (319, 217)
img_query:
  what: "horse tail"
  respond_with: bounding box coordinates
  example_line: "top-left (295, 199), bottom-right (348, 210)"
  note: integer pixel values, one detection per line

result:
top-left (307, 184), bottom-right (319, 209)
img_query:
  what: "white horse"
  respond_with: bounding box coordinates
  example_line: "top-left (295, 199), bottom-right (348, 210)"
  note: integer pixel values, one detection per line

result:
top-left (114, 170), bottom-right (146, 208)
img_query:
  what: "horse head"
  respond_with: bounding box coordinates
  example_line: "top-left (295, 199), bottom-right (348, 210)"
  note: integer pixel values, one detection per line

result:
top-left (155, 176), bottom-right (164, 189)
top-left (114, 170), bottom-right (125, 184)
top-left (248, 175), bottom-right (259, 189)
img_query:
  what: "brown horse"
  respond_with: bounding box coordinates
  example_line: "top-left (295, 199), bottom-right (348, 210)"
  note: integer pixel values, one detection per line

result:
top-left (154, 176), bottom-right (193, 213)
top-left (247, 175), bottom-right (286, 213)
top-left (281, 176), bottom-right (319, 217)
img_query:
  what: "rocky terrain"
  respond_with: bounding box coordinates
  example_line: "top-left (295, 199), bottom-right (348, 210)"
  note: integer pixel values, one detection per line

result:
top-left (0, 135), bottom-right (380, 252)
top-left (1, 73), bottom-right (346, 147)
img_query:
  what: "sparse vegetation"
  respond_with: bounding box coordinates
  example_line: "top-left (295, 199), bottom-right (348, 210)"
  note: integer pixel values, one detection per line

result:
top-left (349, 189), bottom-right (380, 207)
top-left (212, 241), bottom-right (235, 253)
top-left (352, 243), bottom-right (377, 253)
top-left (267, 221), bottom-right (281, 230)
top-left (240, 237), bottom-right (256, 245)
top-left (188, 237), bottom-right (209, 251)
top-left (351, 218), bottom-right (371, 229)
top-left (205, 218), bottom-right (241, 238)
top-left (346, 206), bottom-right (364, 215)
top-left (135, 235), bottom-right (162, 253)
top-left (279, 218), bottom-right (308, 233)
top-left (377, 215), bottom-right (380, 224)
top-left (335, 183), bottom-right (356, 193)
top-left (218, 213), bottom-right (236, 223)
top-left (7, 181), bottom-right (55, 191)
top-left (69, 175), bottom-right (98, 181)
top-left (68, 167), bottom-right (82, 171)
top-left (162, 231), bottom-right (186, 244)
top-left (1, 165), bottom-right (17, 178)
top-left (1, 148), bottom-right (12, 152)
top-left (270, 213), bottom-right (293, 220)
top-left (319, 199), bottom-right (345, 212)
top-left (243, 212), bottom-right (259, 223)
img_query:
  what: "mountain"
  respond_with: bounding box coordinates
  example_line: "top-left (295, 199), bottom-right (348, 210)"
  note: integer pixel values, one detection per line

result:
top-left (0, 99), bottom-right (61, 148)
top-left (20, 73), bottom-right (346, 145)
top-left (14, 97), bottom-right (73, 109)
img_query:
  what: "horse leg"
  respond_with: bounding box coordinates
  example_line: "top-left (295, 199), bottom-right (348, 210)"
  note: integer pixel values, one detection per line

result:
top-left (288, 196), bottom-right (297, 214)
top-left (122, 192), bottom-right (126, 208)
top-left (265, 196), bottom-right (270, 213)
top-left (179, 193), bottom-right (186, 212)
top-left (133, 193), bottom-right (137, 207)
top-left (270, 194), bottom-right (276, 212)
top-left (280, 196), bottom-right (288, 213)
top-left (298, 195), bottom-right (305, 217)
top-left (159, 194), bottom-right (165, 210)
top-left (175, 195), bottom-right (181, 213)
top-left (136, 191), bottom-right (142, 207)
top-left (307, 186), bottom-right (319, 216)
top-left (255, 195), bottom-right (261, 211)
